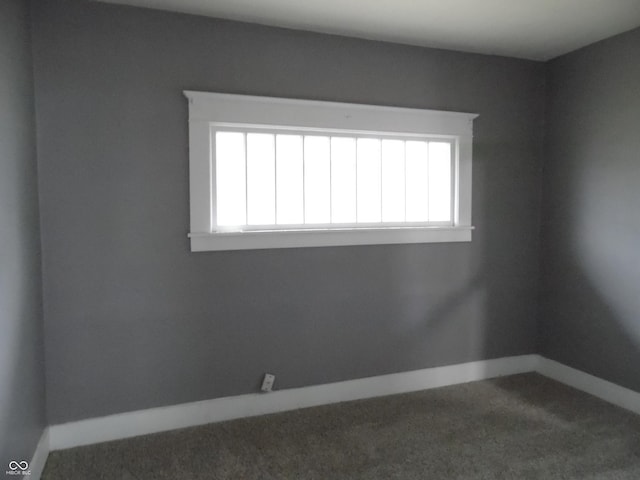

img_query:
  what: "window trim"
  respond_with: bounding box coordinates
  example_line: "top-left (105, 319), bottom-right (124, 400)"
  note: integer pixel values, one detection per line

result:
top-left (185, 91), bottom-right (477, 252)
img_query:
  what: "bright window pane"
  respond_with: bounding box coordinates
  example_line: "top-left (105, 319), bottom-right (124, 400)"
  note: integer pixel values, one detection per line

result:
top-left (304, 136), bottom-right (331, 224)
top-left (405, 140), bottom-right (429, 221)
top-left (276, 135), bottom-right (304, 225)
top-left (216, 132), bottom-right (246, 226)
top-left (428, 142), bottom-right (452, 222)
top-left (247, 133), bottom-right (275, 225)
top-left (331, 137), bottom-right (357, 223)
top-left (216, 130), bottom-right (456, 230)
top-left (356, 138), bottom-right (382, 223)
top-left (381, 140), bottom-right (405, 222)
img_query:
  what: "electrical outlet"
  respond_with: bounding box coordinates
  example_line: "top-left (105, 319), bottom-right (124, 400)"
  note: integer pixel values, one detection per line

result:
top-left (261, 373), bottom-right (275, 392)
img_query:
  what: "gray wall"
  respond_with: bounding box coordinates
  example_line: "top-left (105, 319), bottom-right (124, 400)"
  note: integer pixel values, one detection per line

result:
top-left (32, 0), bottom-right (545, 424)
top-left (540, 28), bottom-right (640, 392)
top-left (0, 0), bottom-right (47, 466)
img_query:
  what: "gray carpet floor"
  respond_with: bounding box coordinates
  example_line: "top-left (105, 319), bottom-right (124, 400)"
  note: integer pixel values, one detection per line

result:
top-left (43, 373), bottom-right (640, 479)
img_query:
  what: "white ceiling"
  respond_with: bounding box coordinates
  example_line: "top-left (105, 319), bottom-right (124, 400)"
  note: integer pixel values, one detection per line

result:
top-left (98, 0), bottom-right (640, 60)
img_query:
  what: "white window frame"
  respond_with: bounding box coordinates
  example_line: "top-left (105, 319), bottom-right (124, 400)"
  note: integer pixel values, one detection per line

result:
top-left (185, 91), bottom-right (477, 252)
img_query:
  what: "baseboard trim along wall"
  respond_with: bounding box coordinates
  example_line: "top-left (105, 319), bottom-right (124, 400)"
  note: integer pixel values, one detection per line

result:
top-left (537, 357), bottom-right (640, 417)
top-left (28, 428), bottom-right (50, 480)
top-left (47, 354), bottom-right (640, 452)
top-left (49, 354), bottom-right (538, 450)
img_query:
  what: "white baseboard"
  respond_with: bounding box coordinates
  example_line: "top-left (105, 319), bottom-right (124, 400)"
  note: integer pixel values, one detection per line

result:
top-left (50, 354), bottom-right (538, 450)
top-left (48, 354), bottom-right (640, 452)
top-left (537, 357), bottom-right (640, 416)
top-left (28, 428), bottom-right (50, 480)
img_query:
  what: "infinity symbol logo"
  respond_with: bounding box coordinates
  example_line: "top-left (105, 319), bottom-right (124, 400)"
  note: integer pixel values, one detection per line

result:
top-left (8, 461), bottom-right (29, 471)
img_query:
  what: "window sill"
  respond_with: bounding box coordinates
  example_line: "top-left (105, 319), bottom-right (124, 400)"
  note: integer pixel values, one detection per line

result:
top-left (188, 226), bottom-right (473, 252)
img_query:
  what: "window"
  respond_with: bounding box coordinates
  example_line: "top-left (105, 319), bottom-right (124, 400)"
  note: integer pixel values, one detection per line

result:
top-left (185, 91), bottom-right (477, 251)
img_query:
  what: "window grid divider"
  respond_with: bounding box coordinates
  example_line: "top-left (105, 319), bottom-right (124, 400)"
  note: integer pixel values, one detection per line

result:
top-left (329, 137), bottom-right (333, 224)
top-left (355, 139), bottom-right (359, 224)
top-left (273, 135), bottom-right (278, 225)
top-left (403, 142), bottom-right (407, 223)
top-left (450, 144), bottom-right (455, 223)
top-left (426, 142), bottom-right (430, 222)
top-left (243, 133), bottom-right (248, 225)
top-left (302, 137), bottom-right (306, 225)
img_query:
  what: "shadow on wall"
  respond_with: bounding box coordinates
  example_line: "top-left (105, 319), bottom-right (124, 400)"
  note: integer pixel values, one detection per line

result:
top-left (574, 160), bottom-right (640, 350)
top-left (385, 246), bottom-right (487, 368)
top-left (541, 227), bottom-right (640, 391)
top-left (538, 123), bottom-right (640, 392)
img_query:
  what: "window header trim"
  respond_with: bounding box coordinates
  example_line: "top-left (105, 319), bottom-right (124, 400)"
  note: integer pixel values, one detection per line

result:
top-left (184, 91), bottom-right (477, 137)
